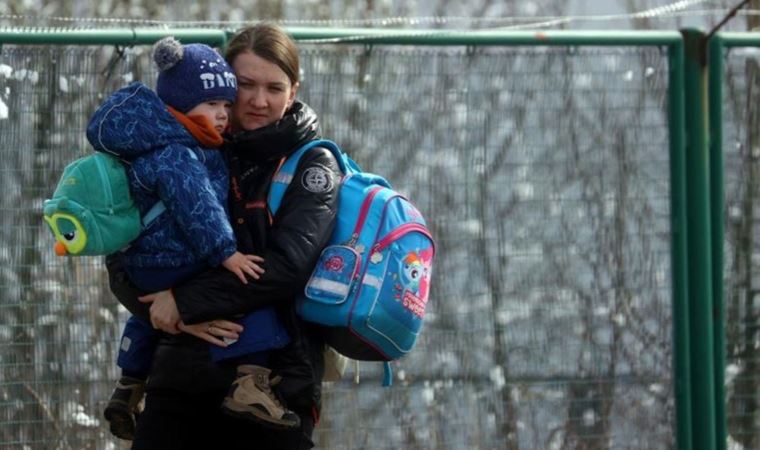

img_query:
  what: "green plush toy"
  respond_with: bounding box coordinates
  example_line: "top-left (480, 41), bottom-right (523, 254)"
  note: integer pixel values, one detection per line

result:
top-left (42, 152), bottom-right (141, 256)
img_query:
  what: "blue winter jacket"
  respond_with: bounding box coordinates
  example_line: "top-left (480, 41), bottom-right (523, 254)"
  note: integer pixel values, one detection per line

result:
top-left (86, 82), bottom-right (236, 269)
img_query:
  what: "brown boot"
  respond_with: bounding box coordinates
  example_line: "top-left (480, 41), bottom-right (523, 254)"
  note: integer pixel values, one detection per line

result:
top-left (221, 365), bottom-right (301, 430)
top-left (103, 376), bottom-right (145, 440)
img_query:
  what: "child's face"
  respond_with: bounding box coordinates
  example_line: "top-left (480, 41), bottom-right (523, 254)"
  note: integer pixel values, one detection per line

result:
top-left (186, 100), bottom-right (232, 134)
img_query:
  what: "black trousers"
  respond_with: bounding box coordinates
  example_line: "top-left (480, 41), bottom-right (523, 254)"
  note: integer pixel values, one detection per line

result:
top-left (131, 388), bottom-right (315, 450)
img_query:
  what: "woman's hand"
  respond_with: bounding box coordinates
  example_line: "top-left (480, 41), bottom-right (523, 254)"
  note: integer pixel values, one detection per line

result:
top-left (178, 320), bottom-right (244, 347)
top-left (222, 251), bottom-right (265, 284)
top-left (139, 290), bottom-right (181, 334)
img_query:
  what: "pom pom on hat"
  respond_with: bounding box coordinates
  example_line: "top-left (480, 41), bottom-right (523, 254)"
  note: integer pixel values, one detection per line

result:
top-left (153, 37), bottom-right (238, 113)
top-left (153, 37), bottom-right (184, 72)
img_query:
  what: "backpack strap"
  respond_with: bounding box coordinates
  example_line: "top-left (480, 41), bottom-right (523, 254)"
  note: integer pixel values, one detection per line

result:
top-left (268, 139), bottom-right (353, 217)
top-left (141, 202), bottom-right (166, 228)
top-left (382, 361), bottom-right (393, 387)
top-left (141, 148), bottom-right (200, 229)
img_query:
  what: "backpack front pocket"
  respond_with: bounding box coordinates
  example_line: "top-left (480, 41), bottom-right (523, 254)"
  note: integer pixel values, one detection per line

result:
top-left (304, 245), bottom-right (361, 306)
top-left (359, 226), bottom-right (434, 357)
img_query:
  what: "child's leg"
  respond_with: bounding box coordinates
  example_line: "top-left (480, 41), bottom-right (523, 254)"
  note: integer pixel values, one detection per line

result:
top-left (116, 316), bottom-right (160, 378)
top-left (220, 351), bottom-right (301, 430)
top-left (105, 316), bottom-right (159, 440)
top-left (125, 262), bottom-right (207, 293)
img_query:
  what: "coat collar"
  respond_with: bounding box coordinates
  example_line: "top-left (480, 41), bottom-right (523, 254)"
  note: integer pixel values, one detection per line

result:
top-left (226, 101), bottom-right (321, 163)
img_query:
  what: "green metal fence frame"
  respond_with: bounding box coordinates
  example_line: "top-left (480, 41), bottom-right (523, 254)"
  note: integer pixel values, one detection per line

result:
top-left (707, 30), bottom-right (760, 450)
top-left (0, 27), bottom-right (704, 450)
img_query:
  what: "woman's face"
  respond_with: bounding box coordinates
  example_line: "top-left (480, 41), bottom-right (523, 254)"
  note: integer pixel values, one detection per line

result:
top-left (231, 50), bottom-right (298, 132)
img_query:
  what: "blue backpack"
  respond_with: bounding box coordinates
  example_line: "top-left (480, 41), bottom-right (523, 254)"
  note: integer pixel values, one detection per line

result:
top-left (268, 140), bottom-right (435, 385)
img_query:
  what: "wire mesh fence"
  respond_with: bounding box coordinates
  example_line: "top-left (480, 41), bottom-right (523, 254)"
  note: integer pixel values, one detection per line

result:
top-left (721, 45), bottom-right (760, 450)
top-left (0, 41), bottom-right (676, 449)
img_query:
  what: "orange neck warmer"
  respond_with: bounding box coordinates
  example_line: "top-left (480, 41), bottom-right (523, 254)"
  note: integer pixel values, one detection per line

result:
top-left (167, 105), bottom-right (224, 148)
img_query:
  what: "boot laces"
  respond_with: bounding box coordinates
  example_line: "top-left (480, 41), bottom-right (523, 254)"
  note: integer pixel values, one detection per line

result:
top-left (254, 374), bottom-right (284, 409)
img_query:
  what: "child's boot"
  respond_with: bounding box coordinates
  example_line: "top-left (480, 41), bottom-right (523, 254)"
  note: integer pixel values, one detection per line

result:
top-left (103, 376), bottom-right (145, 440)
top-left (221, 365), bottom-right (301, 429)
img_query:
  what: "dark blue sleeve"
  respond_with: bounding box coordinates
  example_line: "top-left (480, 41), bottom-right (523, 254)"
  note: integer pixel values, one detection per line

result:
top-left (146, 144), bottom-right (237, 266)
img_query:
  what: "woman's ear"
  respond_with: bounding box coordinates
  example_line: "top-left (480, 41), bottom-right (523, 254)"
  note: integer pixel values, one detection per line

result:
top-left (287, 82), bottom-right (300, 108)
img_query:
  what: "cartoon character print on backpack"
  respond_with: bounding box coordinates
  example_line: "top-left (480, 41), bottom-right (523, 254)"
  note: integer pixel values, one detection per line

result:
top-left (395, 247), bottom-right (433, 319)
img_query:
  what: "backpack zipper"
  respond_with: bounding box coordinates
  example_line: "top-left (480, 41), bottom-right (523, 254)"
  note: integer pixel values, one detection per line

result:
top-left (347, 185), bottom-right (384, 247)
top-left (94, 154), bottom-right (114, 214)
top-left (372, 223), bottom-right (434, 254)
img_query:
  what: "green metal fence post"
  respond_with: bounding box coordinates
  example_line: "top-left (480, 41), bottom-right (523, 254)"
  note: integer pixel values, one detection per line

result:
top-left (707, 33), bottom-right (727, 450)
top-left (682, 27), bottom-right (717, 450)
top-left (669, 38), bottom-right (693, 450)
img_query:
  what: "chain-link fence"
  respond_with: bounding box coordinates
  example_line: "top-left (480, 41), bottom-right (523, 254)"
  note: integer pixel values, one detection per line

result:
top-left (0, 27), bottom-right (736, 450)
top-left (718, 42), bottom-right (760, 450)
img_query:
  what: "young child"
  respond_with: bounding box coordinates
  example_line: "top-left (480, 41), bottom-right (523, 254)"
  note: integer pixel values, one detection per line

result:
top-left (91, 37), bottom-right (300, 440)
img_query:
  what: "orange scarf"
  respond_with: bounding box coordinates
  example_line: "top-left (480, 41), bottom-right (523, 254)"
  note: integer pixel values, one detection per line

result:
top-left (167, 105), bottom-right (224, 148)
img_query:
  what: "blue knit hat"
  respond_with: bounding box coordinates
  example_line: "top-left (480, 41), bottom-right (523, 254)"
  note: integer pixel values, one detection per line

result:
top-left (153, 37), bottom-right (237, 113)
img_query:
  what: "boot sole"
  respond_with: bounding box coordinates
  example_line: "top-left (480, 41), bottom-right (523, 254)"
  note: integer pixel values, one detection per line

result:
top-left (103, 406), bottom-right (136, 440)
top-left (220, 398), bottom-right (300, 430)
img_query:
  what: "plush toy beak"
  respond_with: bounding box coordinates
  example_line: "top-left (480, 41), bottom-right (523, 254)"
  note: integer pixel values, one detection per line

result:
top-left (54, 241), bottom-right (67, 256)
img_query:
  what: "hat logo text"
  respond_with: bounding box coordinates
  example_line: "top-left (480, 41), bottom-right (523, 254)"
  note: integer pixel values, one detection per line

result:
top-left (200, 71), bottom-right (237, 90)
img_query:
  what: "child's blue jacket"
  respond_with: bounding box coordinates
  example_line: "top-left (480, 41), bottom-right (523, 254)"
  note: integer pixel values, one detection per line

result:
top-left (86, 82), bottom-right (236, 269)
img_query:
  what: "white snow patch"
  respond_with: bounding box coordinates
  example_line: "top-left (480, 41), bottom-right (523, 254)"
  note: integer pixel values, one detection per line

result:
top-left (496, 308), bottom-right (529, 325)
top-left (99, 307), bottom-right (115, 323)
top-left (574, 73), bottom-right (592, 89)
top-left (458, 219), bottom-right (481, 235)
top-left (59, 76), bottom-right (69, 93)
top-left (71, 404), bottom-right (99, 427)
top-left (583, 408), bottom-right (596, 426)
top-left (510, 386), bottom-right (520, 402)
top-left (728, 435), bottom-right (747, 450)
top-left (0, 64), bottom-right (12, 78)
top-left (489, 365), bottom-right (505, 390)
top-left (521, 1), bottom-right (538, 14)
top-left (39, 279), bottom-right (64, 296)
top-left (37, 314), bottom-right (58, 326)
top-left (725, 363), bottom-right (741, 386)
top-left (421, 385), bottom-right (435, 405)
top-left (122, 72), bottom-right (134, 83)
top-left (593, 305), bottom-right (610, 317)
top-left (729, 204), bottom-right (742, 222)
top-left (515, 182), bottom-right (534, 200)
top-left (0, 97), bottom-right (8, 120)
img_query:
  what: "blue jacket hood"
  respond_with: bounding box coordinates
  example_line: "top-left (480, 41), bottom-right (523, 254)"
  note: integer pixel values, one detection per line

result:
top-left (86, 82), bottom-right (196, 158)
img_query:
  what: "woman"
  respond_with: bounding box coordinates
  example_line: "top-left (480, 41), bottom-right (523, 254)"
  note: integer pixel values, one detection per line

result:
top-left (106, 23), bottom-right (341, 450)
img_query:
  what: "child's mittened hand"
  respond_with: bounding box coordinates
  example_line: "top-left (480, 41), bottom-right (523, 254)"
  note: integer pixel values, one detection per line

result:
top-left (222, 251), bottom-right (265, 284)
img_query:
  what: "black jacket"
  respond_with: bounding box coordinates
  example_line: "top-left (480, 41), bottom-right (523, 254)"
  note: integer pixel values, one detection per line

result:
top-left (107, 101), bottom-right (340, 411)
